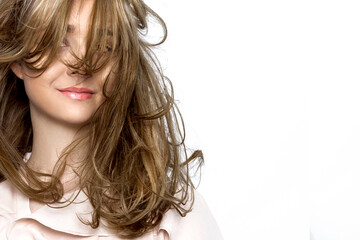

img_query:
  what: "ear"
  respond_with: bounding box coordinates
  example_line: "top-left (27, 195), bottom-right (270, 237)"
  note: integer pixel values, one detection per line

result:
top-left (10, 62), bottom-right (24, 80)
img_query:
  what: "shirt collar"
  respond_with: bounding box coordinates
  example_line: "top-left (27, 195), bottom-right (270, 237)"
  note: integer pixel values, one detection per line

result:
top-left (20, 186), bottom-right (118, 236)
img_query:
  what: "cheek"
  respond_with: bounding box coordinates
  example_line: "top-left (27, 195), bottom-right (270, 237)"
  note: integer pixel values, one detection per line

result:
top-left (22, 61), bottom-right (66, 86)
top-left (22, 77), bottom-right (54, 114)
top-left (98, 67), bottom-right (116, 97)
top-left (23, 75), bottom-right (48, 101)
top-left (21, 63), bottom-right (65, 104)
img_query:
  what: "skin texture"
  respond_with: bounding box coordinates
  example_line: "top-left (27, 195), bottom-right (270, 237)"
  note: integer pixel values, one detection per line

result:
top-left (10, 0), bottom-right (109, 212)
top-left (11, 0), bottom-right (110, 127)
top-left (0, 0), bottom-right (205, 238)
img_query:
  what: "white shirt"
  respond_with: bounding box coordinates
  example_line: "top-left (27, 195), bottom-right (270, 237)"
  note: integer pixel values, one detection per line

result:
top-left (0, 174), bottom-right (222, 239)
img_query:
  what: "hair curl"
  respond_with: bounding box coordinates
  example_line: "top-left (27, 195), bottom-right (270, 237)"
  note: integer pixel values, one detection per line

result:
top-left (0, 0), bottom-right (203, 238)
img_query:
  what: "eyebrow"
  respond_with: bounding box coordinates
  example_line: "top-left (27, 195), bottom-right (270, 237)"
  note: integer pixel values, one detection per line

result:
top-left (67, 24), bottom-right (113, 36)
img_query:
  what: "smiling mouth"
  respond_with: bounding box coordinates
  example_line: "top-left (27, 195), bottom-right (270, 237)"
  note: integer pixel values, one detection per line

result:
top-left (58, 87), bottom-right (94, 100)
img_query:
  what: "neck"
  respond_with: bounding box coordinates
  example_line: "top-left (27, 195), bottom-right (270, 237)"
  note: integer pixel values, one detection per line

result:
top-left (27, 105), bottom-right (89, 189)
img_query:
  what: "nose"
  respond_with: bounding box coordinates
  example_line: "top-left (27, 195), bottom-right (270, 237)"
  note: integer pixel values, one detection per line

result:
top-left (65, 47), bottom-right (90, 78)
top-left (66, 67), bottom-right (83, 77)
top-left (66, 61), bottom-right (89, 77)
top-left (69, 40), bottom-right (87, 59)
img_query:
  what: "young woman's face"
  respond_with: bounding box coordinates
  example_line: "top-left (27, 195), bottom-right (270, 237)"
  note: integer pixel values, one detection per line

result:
top-left (11, 0), bottom-right (112, 127)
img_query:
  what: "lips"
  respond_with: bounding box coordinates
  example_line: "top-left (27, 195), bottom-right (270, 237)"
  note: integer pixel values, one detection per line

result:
top-left (58, 87), bottom-right (94, 100)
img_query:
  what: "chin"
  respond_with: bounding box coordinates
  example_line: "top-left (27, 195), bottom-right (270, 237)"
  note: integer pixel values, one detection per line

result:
top-left (58, 109), bottom-right (94, 126)
top-left (35, 106), bottom-right (95, 128)
top-left (29, 99), bottom-right (100, 128)
top-left (60, 116), bottom-right (92, 127)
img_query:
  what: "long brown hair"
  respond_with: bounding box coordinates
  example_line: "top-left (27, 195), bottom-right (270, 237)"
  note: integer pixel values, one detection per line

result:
top-left (0, 0), bottom-right (203, 238)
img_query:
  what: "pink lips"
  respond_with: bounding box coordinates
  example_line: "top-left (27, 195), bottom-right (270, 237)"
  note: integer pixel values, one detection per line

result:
top-left (58, 87), bottom-right (94, 100)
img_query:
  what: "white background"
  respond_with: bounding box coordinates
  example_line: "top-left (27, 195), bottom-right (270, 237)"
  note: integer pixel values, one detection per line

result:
top-left (145, 1), bottom-right (360, 239)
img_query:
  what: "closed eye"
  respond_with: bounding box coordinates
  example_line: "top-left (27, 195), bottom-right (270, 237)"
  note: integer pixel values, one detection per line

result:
top-left (96, 44), bottom-right (113, 52)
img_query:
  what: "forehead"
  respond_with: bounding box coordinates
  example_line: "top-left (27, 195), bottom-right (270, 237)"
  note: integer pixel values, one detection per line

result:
top-left (67, 0), bottom-right (94, 33)
top-left (66, 0), bottom-right (113, 37)
top-left (67, 24), bottom-right (113, 37)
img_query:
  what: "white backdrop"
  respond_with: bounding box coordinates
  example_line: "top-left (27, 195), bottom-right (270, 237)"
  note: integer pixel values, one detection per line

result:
top-left (143, 0), bottom-right (360, 239)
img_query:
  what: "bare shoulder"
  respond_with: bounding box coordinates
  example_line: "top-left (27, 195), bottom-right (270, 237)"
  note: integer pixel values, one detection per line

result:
top-left (159, 190), bottom-right (223, 240)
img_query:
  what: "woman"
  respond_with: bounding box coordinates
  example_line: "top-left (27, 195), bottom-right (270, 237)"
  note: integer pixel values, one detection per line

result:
top-left (0, 0), bottom-right (222, 239)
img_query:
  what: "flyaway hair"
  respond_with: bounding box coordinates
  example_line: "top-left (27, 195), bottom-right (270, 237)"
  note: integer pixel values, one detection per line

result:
top-left (0, 0), bottom-right (203, 238)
